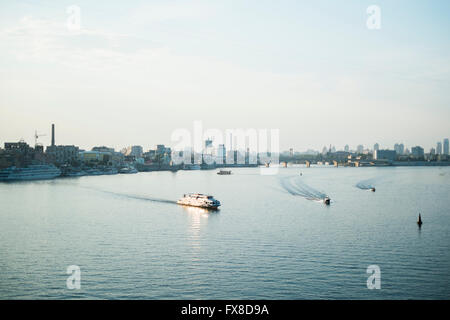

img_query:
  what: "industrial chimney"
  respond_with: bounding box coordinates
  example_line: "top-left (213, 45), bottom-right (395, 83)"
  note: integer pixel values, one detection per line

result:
top-left (51, 124), bottom-right (55, 146)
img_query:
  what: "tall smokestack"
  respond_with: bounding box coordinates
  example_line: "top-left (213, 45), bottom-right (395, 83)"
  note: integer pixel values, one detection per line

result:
top-left (51, 124), bottom-right (55, 146)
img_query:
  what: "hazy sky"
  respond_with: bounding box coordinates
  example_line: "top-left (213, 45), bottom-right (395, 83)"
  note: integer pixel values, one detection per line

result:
top-left (0, 0), bottom-right (449, 152)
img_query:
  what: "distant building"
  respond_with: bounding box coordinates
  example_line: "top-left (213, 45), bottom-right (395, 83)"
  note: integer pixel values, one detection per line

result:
top-left (374, 149), bottom-right (396, 161)
top-left (146, 144), bottom-right (172, 165)
top-left (46, 145), bottom-right (79, 165)
top-left (125, 145), bottom-right (143, 158)
top-left (444, 138), bottom-right (449, 155)
top-left (356, 145), bottom-right (364, 154)
top-left (394, 143), bottom-right (404, 155)
top-left (437, 141), bottom-right (442, 155)
top-left (399, 143), bottom-right (405, 155)
top-left (344, 145), bottom-right (349, 152)
top-left (1, 141), bottom-right (37, 167)
top-left (411, 146), bottom-right (424, 159)
top-left (373, 143), bottom-right (379, 152)
top-left (92, 146), bottom-right (115, 153)
top-left (156, 144), bottom-right (171, 155)
top-left (204, 139), bottom-right (213, 152)
top-left (79, 151), bottom-right (111, 164)
top-left (4, 141), bottom-right (31, 152)
top-left (216, 144), bottom-right (226, 164)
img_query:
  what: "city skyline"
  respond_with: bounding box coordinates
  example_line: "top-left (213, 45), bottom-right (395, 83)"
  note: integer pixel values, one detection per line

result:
top-left (1, 1), bottom-right (450, 151)
top-left (1, 123), bottom-right (448, 156)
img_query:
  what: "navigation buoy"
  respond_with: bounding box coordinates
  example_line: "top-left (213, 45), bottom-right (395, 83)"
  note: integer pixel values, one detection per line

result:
top-left (417, 214), bottom-right (423, 227)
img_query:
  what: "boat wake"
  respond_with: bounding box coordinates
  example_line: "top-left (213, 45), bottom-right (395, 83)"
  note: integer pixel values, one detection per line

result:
top-left (280, 176), bottom-right (328, 201)
top-left (81, 186), bottom-right (177, 205)
top-left (355, 178), bottom-right (376, 191)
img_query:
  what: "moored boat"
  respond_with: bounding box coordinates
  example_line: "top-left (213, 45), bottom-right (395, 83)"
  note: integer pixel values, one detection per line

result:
top-left (0, 164), bottom-right (61, 181)
top-left (119, 166), bottom-right (138, 174)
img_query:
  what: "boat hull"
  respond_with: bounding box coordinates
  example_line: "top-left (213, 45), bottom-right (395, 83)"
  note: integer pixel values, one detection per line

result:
top-left (177, 201), bottom-right (220, 209)
top-left (0, 165), bottom-right (61, 181)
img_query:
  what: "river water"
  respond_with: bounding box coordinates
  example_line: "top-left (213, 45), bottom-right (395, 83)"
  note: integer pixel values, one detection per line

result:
top-left (1, 166), bottom-right (449, 299)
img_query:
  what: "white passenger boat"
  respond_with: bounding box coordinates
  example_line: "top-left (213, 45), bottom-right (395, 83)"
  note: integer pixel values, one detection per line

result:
top-left (177, 193), bottom-right (221, 209)
top-left (0, 164), bottom-right (61, 181)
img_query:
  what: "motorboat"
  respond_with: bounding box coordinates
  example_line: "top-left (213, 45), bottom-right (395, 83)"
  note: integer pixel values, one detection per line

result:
top-left (217, 170), bottom-right (231, 175)
top-left (323, 197), bottom-right (331, 205)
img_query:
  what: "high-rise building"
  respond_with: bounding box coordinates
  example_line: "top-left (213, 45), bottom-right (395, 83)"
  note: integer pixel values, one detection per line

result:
top-left (356, 145), bottom-right (364, 154)
top-left (444, 138), bottom-right (449, 155)
top-left (216, 144), bottom-right (226, 164)
top-left (373, 143), bottom-right (379, 152)
top-left (437, 141), bottom-right (442, 155)
top-left (394, 143), bottom-right (404, 155)
top-left (374, 149), bottom-right (396, 161)
top-left (344, 145), bottom-right (349, 152)
top-left (411, 146), bottom-right (424, 158)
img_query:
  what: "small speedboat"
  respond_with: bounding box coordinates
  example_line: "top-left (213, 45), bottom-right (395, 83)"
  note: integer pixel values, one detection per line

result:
top-left (177, 193), bottom-right (221, 209)
top-left (217, 170), bottom-right (231, 175)
top-left (371, 187), bottom-right (376, 192)
top-left (323, 197), bottom-right (331, 205)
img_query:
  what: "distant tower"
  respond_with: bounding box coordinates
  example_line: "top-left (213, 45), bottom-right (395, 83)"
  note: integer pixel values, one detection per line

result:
top-left (373, 143), bottom-right (379, 152)
top-left (437, 141), bottom-right (442, 155)
top-left (51, 124), bottom-right (55, 146)
top-left (444, 138), bottom-right (449, 155)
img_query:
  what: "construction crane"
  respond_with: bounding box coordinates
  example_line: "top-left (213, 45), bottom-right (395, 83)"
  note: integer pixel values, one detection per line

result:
top-left (34, 130), bottom-right (46, 146)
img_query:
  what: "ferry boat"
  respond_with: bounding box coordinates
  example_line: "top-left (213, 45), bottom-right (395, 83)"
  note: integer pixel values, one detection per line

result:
top-left (177, 193), bottom-right (221, 209)
top-left (217, 170), bottom-right (231, 175)
top-left (0, 164), bottom-right (61, 181)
